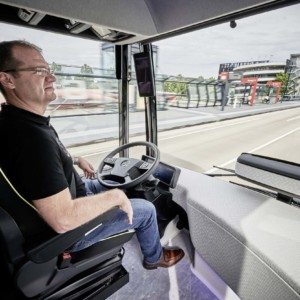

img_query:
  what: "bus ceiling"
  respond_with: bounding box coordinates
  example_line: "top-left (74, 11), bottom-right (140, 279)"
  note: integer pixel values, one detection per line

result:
top-left (0, 0), bottom-right (298, 45)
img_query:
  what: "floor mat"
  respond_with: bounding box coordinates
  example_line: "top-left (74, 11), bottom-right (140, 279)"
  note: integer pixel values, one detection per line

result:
top-left (108, 230), bottom-right (219, 300)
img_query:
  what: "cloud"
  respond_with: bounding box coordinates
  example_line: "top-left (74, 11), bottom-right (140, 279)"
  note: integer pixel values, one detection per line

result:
top-left (155, 4), bottom-right (300, 77)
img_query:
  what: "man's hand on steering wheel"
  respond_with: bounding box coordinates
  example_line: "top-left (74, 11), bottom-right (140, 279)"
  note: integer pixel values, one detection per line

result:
top-left (76, 156), bottom-right (95, 179)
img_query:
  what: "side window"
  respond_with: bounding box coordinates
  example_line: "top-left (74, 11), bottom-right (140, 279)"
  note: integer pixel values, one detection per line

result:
top-left (152, 4), bottom-right (300, 173)
top-left (0, 23), bottom-right (120, 167)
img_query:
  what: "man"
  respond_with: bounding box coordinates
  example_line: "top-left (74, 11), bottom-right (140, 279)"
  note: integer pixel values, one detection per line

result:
top-left (0, 40), bottom-right (184, 269)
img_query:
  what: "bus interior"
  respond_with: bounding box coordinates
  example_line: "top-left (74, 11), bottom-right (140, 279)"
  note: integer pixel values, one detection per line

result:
top-left (0, 0), bottom-right (299, 299)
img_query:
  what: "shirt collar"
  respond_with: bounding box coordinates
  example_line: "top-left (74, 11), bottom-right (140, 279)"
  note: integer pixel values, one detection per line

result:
top-left (0, 104), bottom-right (50, 125)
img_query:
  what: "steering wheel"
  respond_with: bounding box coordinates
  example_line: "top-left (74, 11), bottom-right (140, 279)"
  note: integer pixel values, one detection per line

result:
top-left (97, 141), bottom-right (160, 189)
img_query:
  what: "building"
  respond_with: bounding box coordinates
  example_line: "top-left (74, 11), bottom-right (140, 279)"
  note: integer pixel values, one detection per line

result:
top-left (233, 62), bottom-right (286, 84)
top-left (219, 61), bottom-right (286, 104)
top-left (219, 60), bottom-right (269, 74)
top-left (286, 54), bottom-right (300, 99)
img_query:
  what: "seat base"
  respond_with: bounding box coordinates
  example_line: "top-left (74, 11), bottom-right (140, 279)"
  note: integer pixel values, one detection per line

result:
top-left (46, 265), bottom-right (129, 300)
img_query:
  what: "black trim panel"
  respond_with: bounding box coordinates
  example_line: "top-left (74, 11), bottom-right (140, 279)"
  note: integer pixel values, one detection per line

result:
top-left (237, 153), bottom-right (300, 181)
top-left (141, 0), bottom-right (300, 44)
top-left (0, 3), bottom-right (134, 43)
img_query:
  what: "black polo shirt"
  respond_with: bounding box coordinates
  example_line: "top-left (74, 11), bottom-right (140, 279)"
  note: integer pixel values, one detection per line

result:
top-left (0, 104), bottom-right (86, 202)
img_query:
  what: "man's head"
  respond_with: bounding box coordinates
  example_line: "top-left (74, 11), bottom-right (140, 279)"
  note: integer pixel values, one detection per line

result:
top-left (0, 40), bottom-right (56, 113)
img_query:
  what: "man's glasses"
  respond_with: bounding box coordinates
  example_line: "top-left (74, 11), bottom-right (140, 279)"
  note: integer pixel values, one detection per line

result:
top-left (2, 67), bottom-right (54, 77)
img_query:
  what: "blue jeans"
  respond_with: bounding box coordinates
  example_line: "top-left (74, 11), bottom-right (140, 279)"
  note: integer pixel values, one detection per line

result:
top-left (70, 179), bottom-right (163, 264)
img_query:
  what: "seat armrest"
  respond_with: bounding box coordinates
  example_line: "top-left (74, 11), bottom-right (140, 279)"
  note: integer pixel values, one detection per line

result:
top-left (27, 207), bottom-right (119, 263)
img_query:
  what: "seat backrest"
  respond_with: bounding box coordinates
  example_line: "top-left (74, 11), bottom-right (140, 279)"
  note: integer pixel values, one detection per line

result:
top-left (0, 167), bottom-right (136, 264)
top-left (0, 167), bottom-right (136, 299)
top-left (0, 206), bottom-right (24, 264)
top-left (0, 168), bottom-right (56, 249)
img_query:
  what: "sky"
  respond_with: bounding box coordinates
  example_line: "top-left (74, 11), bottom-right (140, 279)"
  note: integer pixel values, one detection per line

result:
top-left (155, 3), bottom-right (300, 77)
top-left (0, 3), bottom-right (299, 79)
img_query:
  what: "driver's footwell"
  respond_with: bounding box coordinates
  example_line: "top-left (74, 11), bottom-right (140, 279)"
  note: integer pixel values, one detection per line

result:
top-left (108, 230), bottom-right (218, 300)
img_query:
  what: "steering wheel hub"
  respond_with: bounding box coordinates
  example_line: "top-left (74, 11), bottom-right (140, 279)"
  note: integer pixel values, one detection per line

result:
top-left (97, 141), bottom-right (160, 189)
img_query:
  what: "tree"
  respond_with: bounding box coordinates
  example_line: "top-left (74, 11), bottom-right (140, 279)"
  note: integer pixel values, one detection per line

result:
top-left (164, 75), bottom-right (187, 95)
top-left (50, 62), bottom-right (62, 84)
top-left (275, 72), bottom-right (289, 95)
top-left (50, 62), bottom-right (62, 73)
top-left (80, 64), bottom-right (93, 75)
top-left (207, 76), bottom-right (216, 82)
top-left (80, 64), bottom-right (94, 89)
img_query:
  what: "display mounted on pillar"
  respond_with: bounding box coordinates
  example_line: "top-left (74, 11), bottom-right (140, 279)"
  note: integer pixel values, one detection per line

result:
top-left (133, 52), bottom-right (156, 97)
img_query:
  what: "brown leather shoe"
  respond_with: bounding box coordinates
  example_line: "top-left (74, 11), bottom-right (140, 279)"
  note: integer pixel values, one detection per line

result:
top-left (143, 247), bottom-right (185, 270)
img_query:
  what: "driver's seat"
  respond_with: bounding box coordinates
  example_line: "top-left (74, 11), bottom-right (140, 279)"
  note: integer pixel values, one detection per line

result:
top-left (0, 168), bottom-right (135, 299)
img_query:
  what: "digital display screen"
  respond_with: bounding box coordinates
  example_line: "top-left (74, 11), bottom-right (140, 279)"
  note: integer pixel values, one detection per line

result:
top-left (142, 155), bottom-right (175, 186)
top-left (153, 163), bottom-right (174, 185)
top-left (133, 52), bottom-right (155, 97)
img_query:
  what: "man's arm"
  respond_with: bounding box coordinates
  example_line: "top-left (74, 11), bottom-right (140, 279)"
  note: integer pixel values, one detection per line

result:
top-left (33, 188), bottom-right (133, 233)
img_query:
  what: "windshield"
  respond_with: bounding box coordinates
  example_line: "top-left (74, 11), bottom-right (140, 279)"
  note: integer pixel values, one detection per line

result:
top-left (0, 3), bottom-right (299, 176)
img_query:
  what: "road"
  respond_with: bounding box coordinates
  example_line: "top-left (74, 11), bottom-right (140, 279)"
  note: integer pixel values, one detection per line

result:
top-left (51, 102), bottom-right (300, 147)
top-left (68, 107), bottom-right (300, 176)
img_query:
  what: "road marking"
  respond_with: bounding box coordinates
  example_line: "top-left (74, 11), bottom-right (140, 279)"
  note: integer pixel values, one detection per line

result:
top-left (75, 118), bottom-right (262, 157)
top-left (74, 109), bottom-right (297, 158)
top-left (82, 148), bottom-right (114, 157)
top-left (81, 118), bottom-right (263, 157)
top-left (160, 118), bottom-right (261, 141)
top-left (205, 126), bottom-right (300, 174)
top-left (221, 103), bottom-right (300, 116)
top-left (287, 115), bottom-right (300, 122)
top-left (59, 123), bottom-right (142, 138)
top-left (160, 115), bottom-right (213, 125)
top-left (169, 107), bottom-right (215, 116)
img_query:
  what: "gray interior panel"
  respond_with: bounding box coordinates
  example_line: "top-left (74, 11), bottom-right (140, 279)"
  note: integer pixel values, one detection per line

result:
top-left (0, 0), bottom-right (157, 35)
top-left (145, 0), bottom-right (272, 34)
top-left (236, 161), bottom-right (300, 198)
top-left (172, 168), bottom-right (300, 299)
top-left (1, 0), bottom-right (297, 44)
